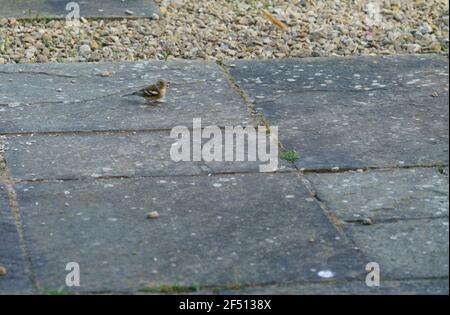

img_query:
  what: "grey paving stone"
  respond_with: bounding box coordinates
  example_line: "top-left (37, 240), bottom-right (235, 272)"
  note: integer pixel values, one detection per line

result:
top-left (4, 131), bottom-right (289, 180)
top-left (0, 61), bottom-right (253, 133)
top-left (345, 218), bottom-right (449, 279)
top-left (305, 168), bottom-right (449, 280)
top-left (306, 168), bottom-right (449, 222)
top-left (0, 0), bottom-right (159, 18)
top-left (0, 184), bottom-right (33, 294)
top-left (15, 173), bottom-right (365, 293)
top-left (226, 55), bottom-right (449, 169)
top-left (217, 279), bottom-right (449, 295)
top-left (4, 132), bottom-right (202, 180)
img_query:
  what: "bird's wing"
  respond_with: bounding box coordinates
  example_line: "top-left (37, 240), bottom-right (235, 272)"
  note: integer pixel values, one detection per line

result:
top-left (143, 85), bottom-right (160, 96)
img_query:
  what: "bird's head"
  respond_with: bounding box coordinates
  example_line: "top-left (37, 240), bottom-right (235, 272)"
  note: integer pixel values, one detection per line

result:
top-left (156, 80), bottom-right (170, 89)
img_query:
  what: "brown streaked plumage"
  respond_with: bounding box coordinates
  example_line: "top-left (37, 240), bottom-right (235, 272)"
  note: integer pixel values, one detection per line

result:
top-left (123, 80), bottom-right (169, 103)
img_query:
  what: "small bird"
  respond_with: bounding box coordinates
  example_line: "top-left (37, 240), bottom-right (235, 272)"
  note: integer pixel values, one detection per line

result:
top-left (122, 80), bottom-right (170, 103)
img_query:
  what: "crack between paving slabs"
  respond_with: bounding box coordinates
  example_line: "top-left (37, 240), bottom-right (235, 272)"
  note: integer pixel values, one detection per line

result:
top-left (9, 168), bottom-right (298, 185)
top-left (0, 70), bottom-right (80, 78)
top-left (298, 173), bottom-right (347, 234)
top-left (0, 125), bottom-right (263, 137)
top-left (0, 137), bottom-right (39, 292)
top-left (344, 215), bottom-right (449, 226)
top-left (216, 61), bottom-right (287, 152)
top-left (88, 274), bottom-right (450, 295)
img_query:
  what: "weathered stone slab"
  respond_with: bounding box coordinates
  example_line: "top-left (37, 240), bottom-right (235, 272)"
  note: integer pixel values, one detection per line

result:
top-left (0, 61), bottom-right (254, 133)
top-left (218, 279), bottom-right (449, 295)
top-left (4, 132), bottom-right (201, 180)
top-left (227, 55), bottom-right (449, 169)
top-left (0, 0), bottom-right (159, 18)
top-left (0, 184), bottom-right (33, 294)
top-left (305, 168), bottom-right (449, 280)
top-left (15, 173), bottom-right (365, 293)
top-left (306, 168), bottom-right (449, 222)
top-left (344, 218), bottom-right (449, 279)
top-left (4, 131), bottom-right (290, 180)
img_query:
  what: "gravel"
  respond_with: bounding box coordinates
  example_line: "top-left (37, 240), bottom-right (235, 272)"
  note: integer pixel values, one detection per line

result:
top-left (0, 0), bottom-right (448, 64)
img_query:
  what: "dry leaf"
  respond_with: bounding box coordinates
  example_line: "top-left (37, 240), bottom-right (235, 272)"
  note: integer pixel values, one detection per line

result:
top-left (262, 9), bottom-right (288, 31)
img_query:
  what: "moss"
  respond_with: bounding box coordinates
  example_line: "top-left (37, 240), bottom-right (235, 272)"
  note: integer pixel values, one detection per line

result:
top-left (280, 150), bottom-right (300, 163)
top-left (140, 283), bottom-right (201, 294)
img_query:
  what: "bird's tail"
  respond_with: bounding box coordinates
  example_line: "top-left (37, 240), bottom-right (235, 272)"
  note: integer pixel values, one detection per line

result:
top-left (122, 90), bottom-right (143, 97)
top-left (122, 90), bottom-right (146, 97)
top-left (121, 91), bottom-right (135, 97)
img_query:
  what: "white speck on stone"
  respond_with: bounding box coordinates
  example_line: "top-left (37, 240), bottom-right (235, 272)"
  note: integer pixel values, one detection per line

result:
top-left (285, 195), bottom-right (295, 199)
top-left (318, 270), bottom-right (335, 278)
top-left (8, 102), bottom-right (21, 108)
top-left (406, 79), bottom-right (420, 85)
top-left (213, 183), bottom-right (222, 188)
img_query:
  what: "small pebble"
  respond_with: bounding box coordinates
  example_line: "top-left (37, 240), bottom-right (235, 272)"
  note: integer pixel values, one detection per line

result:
top-left (0, 265), bottom-right (7, 277)
top-left (98, 71), bottom-right (112, 77)
top-left (147, 211), bottom-right (160, 219)
top-left (362, 218), bottom-right (373, 225)
top-left (318, 270), bottom-right (335, 279)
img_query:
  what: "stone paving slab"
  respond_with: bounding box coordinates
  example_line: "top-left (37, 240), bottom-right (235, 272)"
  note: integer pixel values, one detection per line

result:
top-left (4, 132), bottom-right (290, 181)
top-left (0, 0), bottom-right (159, 18)
top-left (345, 218), bottom-right (449, 279)
top-left (0, 61), bottom-right (253, 133)
top-left (217, 279), bottom-right (449, 295)
top-left (14, 173), bottom-right (365, 293)
top-left (0, 184), bottom-right (33, 294)
top-left (226, 55), bottom-right (449, 170)
top-left (306, 168), bottom-right (449, 222)
top-left (305, 168), bottom-right (449, 280)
